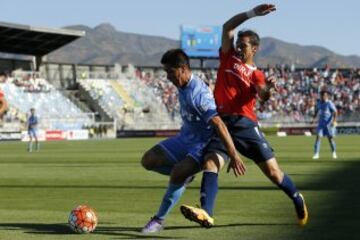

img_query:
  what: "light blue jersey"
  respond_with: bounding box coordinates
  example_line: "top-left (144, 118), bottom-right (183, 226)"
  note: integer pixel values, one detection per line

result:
top-left (28, 115), bottom-right (38, 137)
top-left (316, 100), bottom-right (336, 126)
top-left (178, 75), bottom-right (218, 144)
top-left (159, 74), bottom-right (218, 164)
top-left (316, 100), bottom-right (337, 137)
top-left (28, 115), bottom-right (38, 130)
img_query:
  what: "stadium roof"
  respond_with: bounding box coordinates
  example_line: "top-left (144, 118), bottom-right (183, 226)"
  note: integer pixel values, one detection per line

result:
top-left (0, 21), bottom-right (85, 56)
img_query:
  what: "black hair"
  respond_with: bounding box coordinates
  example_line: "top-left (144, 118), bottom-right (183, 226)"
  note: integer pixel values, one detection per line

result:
top-left (237, 30), bottom-right (260, 46)
top-left (161, 49), bottom-right (190, 68)
top-left (320, 90), bottom-right (330, 96)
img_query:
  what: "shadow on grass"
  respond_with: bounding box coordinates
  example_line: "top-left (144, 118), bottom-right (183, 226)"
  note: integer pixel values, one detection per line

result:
top-left (0, 223), bottom-right (72, 234)
top-left (166, 222), bottom-right (294, 230)
top-left (0, 223), bottom-right (178, 239)
top-left (0, 222), bottom-right (293, 239)
top-left (284, 159), bottom-right (360, 240)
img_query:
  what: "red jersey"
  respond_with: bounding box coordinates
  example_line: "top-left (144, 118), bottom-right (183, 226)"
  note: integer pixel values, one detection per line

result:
top-left (0, 89), bottom-right (3, 99)
top-left (214, 48), bottom-right (266, 122)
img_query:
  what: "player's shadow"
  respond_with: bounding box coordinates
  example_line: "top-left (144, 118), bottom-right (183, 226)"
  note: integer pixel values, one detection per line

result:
top-left (0, 223), bottom-right (181, 239)
top-left (0, 223), bottom-right (72, 234)
top-left (165, 222), bottom-right (294, 230)
top-left (0, 222), bottom-right (292, 239)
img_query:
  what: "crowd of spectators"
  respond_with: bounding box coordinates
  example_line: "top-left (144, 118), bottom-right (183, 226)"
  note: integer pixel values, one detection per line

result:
top-left (136, 66), bottom-right (360, 123)
top-left (261, 66), bottom-right (359, 122)
top-left (0, 71), bottom-right (51, 93)
top-left (136, 69), bottom-right (179, 119)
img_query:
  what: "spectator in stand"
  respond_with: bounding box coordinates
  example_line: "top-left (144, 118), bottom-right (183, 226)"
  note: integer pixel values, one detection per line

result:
top-left (137, 66), bottom-right (359, 123)
top-left (0, 72), bottom-right (8, 83)
top-left (0, 85), bottom-right (8, 118)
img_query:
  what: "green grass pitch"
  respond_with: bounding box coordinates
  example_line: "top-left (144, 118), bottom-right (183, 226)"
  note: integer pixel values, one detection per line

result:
top-left (0, 135), bottom-right (359, 239)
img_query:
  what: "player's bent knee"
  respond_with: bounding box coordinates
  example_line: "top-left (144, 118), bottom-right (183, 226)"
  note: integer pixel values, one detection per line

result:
top-left (141, 150), bottom-right (156, 170)
top-left (170, 162), bottom-right (197, 185)
top-left (170, 170), bottom-right (187, 185)
top-left (203, 152), bottom-right (224, 173)
top-left (259, 158), bottom-right (284, 184)
top-left (203, 159), bottom-right (220, 173)
top-left (268, 169), bottom-right (283, 184)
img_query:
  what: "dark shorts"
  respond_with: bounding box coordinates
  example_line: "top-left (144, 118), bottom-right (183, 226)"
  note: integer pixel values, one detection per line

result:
top-left (206, 116), bottom-right (274, 164)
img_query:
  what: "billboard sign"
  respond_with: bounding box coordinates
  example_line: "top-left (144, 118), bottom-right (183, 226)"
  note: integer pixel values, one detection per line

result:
top-left (181, 25), bottom-right (221, 58)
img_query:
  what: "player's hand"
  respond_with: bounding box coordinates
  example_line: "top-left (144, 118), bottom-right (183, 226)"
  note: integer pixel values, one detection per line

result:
top-left (253, 4), bottom-right (276, 16)
top-left (332, 121), bottom-right (338, 127)
top-left (266, 75), bottom-right (278, 91)
top-left (227, 154), bottom-right (246, 177)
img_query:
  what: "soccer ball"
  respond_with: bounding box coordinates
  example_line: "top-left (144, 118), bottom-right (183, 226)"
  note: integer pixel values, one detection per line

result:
top-left (68, 205), bottom-right (98, 233)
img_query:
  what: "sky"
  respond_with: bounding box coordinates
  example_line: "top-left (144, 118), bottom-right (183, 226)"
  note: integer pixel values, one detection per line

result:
top-left (1, 0), bottom-right (359, 56)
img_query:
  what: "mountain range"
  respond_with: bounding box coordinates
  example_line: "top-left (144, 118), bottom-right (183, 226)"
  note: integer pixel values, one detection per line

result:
top-left (46, 23), bottom-right (360, 68)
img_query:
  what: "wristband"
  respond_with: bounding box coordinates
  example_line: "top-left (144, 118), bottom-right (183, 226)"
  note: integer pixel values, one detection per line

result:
top-left (246, 9), bottom-right (257, 18)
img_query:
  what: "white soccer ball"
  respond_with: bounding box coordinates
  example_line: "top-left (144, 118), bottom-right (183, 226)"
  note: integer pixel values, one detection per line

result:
top-left (68, 205), bottom-right (98, 233)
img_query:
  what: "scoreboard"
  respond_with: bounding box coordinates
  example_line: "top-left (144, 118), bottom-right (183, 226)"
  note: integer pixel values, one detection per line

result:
top-left (181, 25), bottom-right (221, 58)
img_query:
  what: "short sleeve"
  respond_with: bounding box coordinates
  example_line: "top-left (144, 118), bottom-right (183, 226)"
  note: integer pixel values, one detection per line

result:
top-left (193, 88), bottom-right (218, 123)
top-left (219, 47), bottom-right (235, 63)
top-left (329, 101), bottom-right (337, 113)
top-left (252, 70), bottom-right (266, 87)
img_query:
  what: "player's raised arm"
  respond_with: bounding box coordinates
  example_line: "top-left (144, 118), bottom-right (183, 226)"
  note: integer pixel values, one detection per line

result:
top-left (209, 116), bottom-right (246, 177)
top-left (222, 4), bottom-right (276, 54)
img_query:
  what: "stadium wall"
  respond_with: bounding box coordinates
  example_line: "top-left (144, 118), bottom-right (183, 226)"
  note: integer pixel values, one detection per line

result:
top-left (116, 124), bottom-right (360, 138)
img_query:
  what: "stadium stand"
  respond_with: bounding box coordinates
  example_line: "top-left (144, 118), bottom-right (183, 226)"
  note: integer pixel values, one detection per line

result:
top-left (78, 65), bottom-right (181, 130)
top-left (0, 21), bottom-right (99, 134)
top-left (136, 66), bottom-right (359, 126)
top-left (1, 71), bottom-right (93, 130)
top-left (260, 66), bottom-right (360, 124)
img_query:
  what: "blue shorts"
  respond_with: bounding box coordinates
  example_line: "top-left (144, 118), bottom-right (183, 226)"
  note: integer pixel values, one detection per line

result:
top-left (159, 135), bottom-right (208, 166)
top-left (28, 128), bottom-right (37, 138)
top-left (317, 125), bottom-right (336, 137)
top-left (206, 116), bottom-right (274, 164)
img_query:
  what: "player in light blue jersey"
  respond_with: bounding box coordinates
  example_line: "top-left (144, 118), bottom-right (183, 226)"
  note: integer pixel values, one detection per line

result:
top-left (312, 90), bottom-right (337, 159)
top-left (27, 108), bottom-right (39, 152)
top-left (141, 49), bottom-right (245, 234)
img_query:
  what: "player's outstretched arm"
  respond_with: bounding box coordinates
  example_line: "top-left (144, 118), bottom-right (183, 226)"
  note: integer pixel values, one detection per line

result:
top-left (210, 116), bottom-right (246, 177)
top-left (222, 4), bottom-right (276, 53)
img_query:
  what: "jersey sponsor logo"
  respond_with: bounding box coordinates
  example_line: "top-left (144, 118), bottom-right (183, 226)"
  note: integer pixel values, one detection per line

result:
top-left (180, 109), bottom-right (202, 122)
top-left (233, 63), bottom-right (253, 78)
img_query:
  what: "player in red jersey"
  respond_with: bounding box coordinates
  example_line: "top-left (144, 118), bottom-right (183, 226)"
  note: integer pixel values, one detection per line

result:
top-left (0, 87), bottom-right (8, 117)
top-left (180, 3), bottom-right (308, 227)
